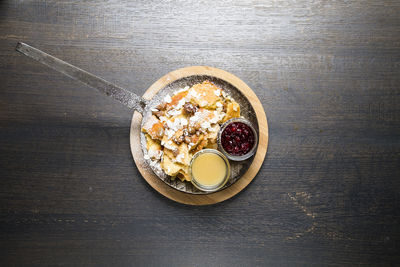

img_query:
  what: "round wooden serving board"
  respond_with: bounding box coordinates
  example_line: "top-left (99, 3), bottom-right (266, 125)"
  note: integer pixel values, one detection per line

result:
top-left (130, 66), bottom-right (268, 205)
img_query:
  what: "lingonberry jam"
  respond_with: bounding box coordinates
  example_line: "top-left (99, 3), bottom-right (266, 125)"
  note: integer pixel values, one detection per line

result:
top-left (221, 121), bottom-right (255, 156)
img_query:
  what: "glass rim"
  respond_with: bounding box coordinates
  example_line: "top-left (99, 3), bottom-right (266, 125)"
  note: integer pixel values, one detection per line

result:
top-left (217, 117), bottom-right (258, 161)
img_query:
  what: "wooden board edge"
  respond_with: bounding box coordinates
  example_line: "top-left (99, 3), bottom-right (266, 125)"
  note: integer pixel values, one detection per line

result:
top-left (130, 66), bottom-right (268, 205)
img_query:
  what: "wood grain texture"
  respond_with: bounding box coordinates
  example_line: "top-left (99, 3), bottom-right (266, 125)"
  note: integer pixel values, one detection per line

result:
top-left (130, 66), bottom-right (268, 205)
top-left (0, 0), bottom-right (400, 266)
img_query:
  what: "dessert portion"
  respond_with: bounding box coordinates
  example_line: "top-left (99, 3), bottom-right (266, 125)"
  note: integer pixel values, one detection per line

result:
top-left (218, 118), bottom-right (258, 161)
top-left (190, 149), bottom-right (230, 192)
top-left (221, 121), bottom-right (255, 156)
top-left (142, 80), bottom-right (241, 182)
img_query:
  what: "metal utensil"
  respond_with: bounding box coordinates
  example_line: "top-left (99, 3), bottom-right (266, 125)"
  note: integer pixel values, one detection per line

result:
top-left (16, 42), bottom-right (258, 194)
top-left (16, 42), bottom-right (148, 113)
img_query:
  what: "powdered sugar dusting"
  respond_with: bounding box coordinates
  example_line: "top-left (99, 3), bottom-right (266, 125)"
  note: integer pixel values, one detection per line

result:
top-left (164, 94), bottom-right (172, 103)
top-left (140, 75), bottom-right (258, 195)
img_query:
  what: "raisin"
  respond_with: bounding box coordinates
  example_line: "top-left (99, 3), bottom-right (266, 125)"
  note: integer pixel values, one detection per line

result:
top-left (184, 136), bottom-right (191, 144)
top-left (156, 102), bottom-right (167, 111)
top-left (152, 110), bottom-right (165, 118)
top-left (188, 126), bottom-right (196, 134)
top-left (173, 135), bottom-right (184, 145)
top-left (183, 102), bottom-right (198, 116)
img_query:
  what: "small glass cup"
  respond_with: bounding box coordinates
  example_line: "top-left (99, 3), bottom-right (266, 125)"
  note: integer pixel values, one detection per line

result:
top-left (217, 118), bottom-right (258, 161)
top-left (189, 149), bottom-right (231, 192)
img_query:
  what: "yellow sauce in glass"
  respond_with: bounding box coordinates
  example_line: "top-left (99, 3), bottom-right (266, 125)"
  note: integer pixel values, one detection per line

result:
top-left (191, 152), bottom-right (227, 187)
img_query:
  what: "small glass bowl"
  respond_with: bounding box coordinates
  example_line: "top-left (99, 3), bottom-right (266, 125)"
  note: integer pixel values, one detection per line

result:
top-left (217, 118), bottom-right (258, 161)
top-left (189, 149), bottom-right (231, 192)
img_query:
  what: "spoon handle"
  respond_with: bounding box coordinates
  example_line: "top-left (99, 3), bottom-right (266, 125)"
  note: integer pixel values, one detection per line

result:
top-left (16, 42), bottom-right (148, 113)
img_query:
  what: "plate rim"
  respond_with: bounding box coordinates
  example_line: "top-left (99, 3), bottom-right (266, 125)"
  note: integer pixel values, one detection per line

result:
top-left (130, 66), bottom-right (268, 205)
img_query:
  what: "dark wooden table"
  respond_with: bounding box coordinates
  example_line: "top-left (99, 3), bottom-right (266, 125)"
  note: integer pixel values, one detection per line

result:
top-left (1, 1), bottom-right (399, 266)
